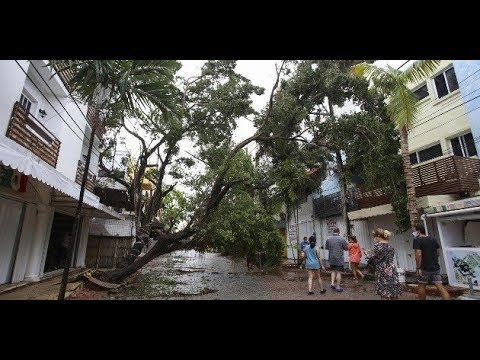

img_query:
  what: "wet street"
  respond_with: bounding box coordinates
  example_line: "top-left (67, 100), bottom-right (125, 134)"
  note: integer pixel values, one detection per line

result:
top-left (90, 250), bottom-right (427, 300)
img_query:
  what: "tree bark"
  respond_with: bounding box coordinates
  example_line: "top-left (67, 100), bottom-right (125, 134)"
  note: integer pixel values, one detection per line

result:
top-left (335, 150), bottom-right (351, 236)
top-left (328, 99), bottom-right (351, 236)
top-left (400, 127), bottom-right (418, 228)
top-left (106, 229), bottom-right (194, 283)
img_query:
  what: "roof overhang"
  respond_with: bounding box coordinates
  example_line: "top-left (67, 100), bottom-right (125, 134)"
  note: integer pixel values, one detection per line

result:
top-left (348, 204), bottom-right (393, 221)
top-left (0, 135), bottom-right (123, 220)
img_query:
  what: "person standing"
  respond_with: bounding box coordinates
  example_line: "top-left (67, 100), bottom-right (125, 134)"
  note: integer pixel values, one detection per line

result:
top-left (299, 236), bottom-right (310, 269)
top-left (325, 227), bottom-right (348, 292)
top-left (364, 228), bottom-right (401, 299)
top-left (347, 235), bottom-right (364, 283)
top-left (413, 224), bottom-right (450, 300)
top-left (301, 236), bottom-right (326, 295)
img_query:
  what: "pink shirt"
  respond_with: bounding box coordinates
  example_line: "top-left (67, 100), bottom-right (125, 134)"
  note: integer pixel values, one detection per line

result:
top-left (348, 243), bottom-right (361, 263)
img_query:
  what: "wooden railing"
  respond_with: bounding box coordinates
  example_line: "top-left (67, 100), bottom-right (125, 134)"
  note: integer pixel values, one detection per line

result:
top-left (76, 160), bottom-right (97, 192)
top-left (412, 156), bottom-right (480, 197)
top-left (6, 102), bottom-right (61, 168)
top-left (52, 62), bottom-right (104, 138)
top-left (313, 189), bottom-right (359, 218)
top-left (52, 61), bottom-right (74, 91)
top-left (353, 187), bottom-right (392, 209)
top-left (351, 156), bottom-right (480, 210)
top-left (86, 105), bottom-right (99, 129)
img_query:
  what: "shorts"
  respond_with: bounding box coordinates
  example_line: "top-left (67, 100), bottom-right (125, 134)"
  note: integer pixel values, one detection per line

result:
top-left (330, 264), bottom-right (344, 272)
top-left (417, 270), bottom-right (442, 284)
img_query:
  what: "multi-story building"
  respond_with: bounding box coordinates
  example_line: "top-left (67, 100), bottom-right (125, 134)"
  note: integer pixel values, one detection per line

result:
top-left (0, 60), bottom-right (122, 285)
top-left (286, 60), bottom-right (480, 277)
top-left (348, 60), bottom-right (480, 273)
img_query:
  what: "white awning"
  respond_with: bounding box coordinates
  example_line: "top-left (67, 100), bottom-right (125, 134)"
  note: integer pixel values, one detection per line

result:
top-left (0, 135), bottom-right (122, 220)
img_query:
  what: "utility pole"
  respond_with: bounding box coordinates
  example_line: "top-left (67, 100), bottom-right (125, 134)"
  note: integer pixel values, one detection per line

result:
top-left (58, 84), bottom-right (109, 300)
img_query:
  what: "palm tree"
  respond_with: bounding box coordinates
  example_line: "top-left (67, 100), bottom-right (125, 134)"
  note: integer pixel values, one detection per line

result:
top-left (352, 60), bottom-right (441, 229)
top-left (49, 60), bottom-right (181, 300)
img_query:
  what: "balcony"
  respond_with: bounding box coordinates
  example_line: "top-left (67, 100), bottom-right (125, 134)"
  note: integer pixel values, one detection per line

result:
top-left (413, 155), bottom-right (480, 197)
top-left (6, 102), bottom-right (61, 168)
top-left (353, 187), bottom-right (392, 209)
top-left (76, 160), bottom-right (96, 192)
top-left (351, 156), bottom-right (480, 210)
top-left (52, 61), bottom-right (74, 91)
top-left (52, 62), bottom-right (102, 136)
top-left (313, 189), bottom-right (359, 218)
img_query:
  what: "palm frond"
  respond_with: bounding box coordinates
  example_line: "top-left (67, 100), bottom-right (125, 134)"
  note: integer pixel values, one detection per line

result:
top-left (387, 82), bottom-right (418, 131)
top-left (401, 60), bottom-right (442, 84)
top-left (351, 62), bottom-right (397, 95)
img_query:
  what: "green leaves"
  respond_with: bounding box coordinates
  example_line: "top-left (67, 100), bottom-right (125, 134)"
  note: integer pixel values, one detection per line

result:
top-left (49, 60), bottom-right (181, 115)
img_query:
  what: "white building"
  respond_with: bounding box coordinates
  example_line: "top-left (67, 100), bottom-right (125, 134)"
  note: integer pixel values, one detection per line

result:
top-left (347, 60), bottom-right (480, 274)
top-left (0, 60), bottom-right (122, 285)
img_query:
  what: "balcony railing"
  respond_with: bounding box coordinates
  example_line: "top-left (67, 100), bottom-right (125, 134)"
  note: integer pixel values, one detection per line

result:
top-left (86, 104), bottom-right (100, 130)
top-left (313, 189), bottom-right (359, 218)
top-left (52, 61), bottom-right (74, 91)
top-left (351, 155), bottom-right (480, 210)
top-left (6, 102), bottom-right (61, 168)
top-left (412, 155), bottom-right (480, 197)
top-left (353, 187), bottom-right (392, 210)
top-left (52, 62), bottom-right (104, 138)
top-left (76, 160), bottom-right (97, 192)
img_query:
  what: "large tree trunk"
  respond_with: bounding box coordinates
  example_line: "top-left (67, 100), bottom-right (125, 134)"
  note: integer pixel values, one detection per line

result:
top-left (335, 150), bottom-right (351, 236)
top-left (400, 127), bottom-right (418, 228)
top-left (105, 230), bottom-right (195, 283)
top-left (328, 99), bottom-right (350, 236)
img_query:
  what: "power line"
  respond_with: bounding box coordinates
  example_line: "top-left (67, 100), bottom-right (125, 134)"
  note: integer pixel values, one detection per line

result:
top-left (410, 97), bottom-right (480, 139)
top-left (411, 69), bottom-right (480, 124)
top-left (14, 60), bottom-right (101, 158)
top-left (16, 60), bottom-right (124, 170)
top-left (397, 60), bottom-right (410, 70)
top-left (30, 60), bottom-right (124, 170)
top-left (28, 61), bottom-right (102, 157)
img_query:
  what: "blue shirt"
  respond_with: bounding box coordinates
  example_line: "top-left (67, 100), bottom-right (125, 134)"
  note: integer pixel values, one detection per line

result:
top-left (300, 240), bottom-right (309, 251)
top-left (304, 246), bottom-right (320, 269)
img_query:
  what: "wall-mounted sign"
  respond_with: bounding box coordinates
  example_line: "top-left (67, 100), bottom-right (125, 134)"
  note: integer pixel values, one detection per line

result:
top-left (445, 248), bottom-right (480, 290)
top-left (326, 218), bottom-right (338, 235)
top-left (0, 165), bottom-right (28, 192)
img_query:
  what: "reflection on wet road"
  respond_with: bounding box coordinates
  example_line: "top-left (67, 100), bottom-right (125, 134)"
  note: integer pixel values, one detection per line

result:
top-left (111, 250), bottom-right (421, 300)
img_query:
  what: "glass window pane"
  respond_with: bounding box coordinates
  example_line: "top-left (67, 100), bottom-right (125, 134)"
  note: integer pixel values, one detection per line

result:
top-left (464, 132), bottom-right (477, 156)
top-left (413, 84), bottom-right (429, 100)
top-left (451, 137), bottom-right (463, 156)
top-left (445, 67), bottom-right (459, 92)
top-left (410, 153), bottom-right (418, 165)
top-left (434, 73), bottom-right (449, 98)
top-left (418, 144), bottom-right (442, 162)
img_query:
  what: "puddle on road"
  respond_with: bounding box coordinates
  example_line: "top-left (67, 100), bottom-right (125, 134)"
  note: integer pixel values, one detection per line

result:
top-left (111, 250), bottom-right (286, 300)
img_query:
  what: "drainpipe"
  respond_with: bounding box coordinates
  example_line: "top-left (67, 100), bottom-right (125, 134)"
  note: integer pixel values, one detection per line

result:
top-left (422, 206), bottom-right (480, 219)
top-left (421, 213), bottom-right (429, 236)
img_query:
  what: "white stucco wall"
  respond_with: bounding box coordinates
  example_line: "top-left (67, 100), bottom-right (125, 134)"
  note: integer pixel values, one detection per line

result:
top-left (286, 195), bottom-right (316, 260)
top-left (55, 99), bottom-right (91, 180)
top-left (0, 60), bottom-right (28, 135)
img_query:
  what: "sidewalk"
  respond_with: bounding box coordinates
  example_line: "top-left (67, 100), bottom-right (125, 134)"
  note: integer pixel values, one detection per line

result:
top-left (0, 269), bottom-right (86, 300)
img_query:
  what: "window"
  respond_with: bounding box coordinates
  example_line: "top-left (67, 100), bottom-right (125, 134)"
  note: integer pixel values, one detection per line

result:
top-left (19, 93), bottom-right (33, 113)
top-left (451, 133), bottom-right (477, 157)
top-left (409, 143), bottom-right (443, 165)
top-left (413, 84), bottom-right (429, 101)
top-left (434, 66), bottom-right (459, 99)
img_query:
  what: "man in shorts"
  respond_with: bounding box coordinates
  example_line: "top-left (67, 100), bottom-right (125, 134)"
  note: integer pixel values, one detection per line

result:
top-left (325, 227), bottom-right (348, 292)
top-left (413, 224), bottom-right (450, 300)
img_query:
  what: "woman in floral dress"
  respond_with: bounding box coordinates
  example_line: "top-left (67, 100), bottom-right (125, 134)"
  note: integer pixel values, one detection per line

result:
top-left (364, 228), bottom-right (401, 299)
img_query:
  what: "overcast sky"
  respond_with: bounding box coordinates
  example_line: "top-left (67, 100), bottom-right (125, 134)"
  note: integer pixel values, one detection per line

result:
top-left (118, 60), bottom-right (411, 161)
